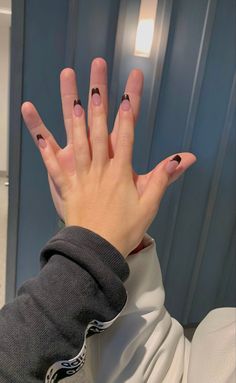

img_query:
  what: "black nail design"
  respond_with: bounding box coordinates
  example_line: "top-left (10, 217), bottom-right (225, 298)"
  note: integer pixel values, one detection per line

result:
top-left (121, 93), bottom-right (130, 102)
top-left (36, 134), bottom-right (44, 141)
top-left (171, 154), bottom-right (181, 163)
top-left (74, 99), bottom-right (82, 107)
top-left (91, 87), bottom-right (100, 96)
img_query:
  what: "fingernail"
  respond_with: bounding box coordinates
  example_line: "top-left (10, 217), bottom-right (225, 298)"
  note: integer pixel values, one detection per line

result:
top-left (74, 99), bottom-right (83, 117)
top-left (121, 93), bottom-right (130, 102)
top-left (74, 99), bottom-right (82, 107)
top-left (171, 154), bottom-right (181, 163)
top-left (121, 93), bottom-right (130, 111)
top-left (166, 155), bottom-right (182, 175)
top-left (91, 87), bottom-right (101, 106)
top-left (36, 134), bottom-right (47, 149)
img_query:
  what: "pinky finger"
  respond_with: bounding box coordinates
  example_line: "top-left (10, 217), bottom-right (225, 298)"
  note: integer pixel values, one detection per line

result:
top-left (37, 135), bottom-right (65, 190)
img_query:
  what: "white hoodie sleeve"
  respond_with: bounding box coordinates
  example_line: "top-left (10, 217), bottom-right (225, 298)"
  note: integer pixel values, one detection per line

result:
top-left (187, 307), bottom-right (236, 383)
top-left (85, 233), bottom-right (190, 383)
top-left (64, 233), bottom-right (236, 383)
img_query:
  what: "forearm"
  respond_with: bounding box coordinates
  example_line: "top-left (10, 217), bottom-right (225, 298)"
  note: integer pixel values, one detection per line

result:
top-left (0, 227), bottom-right (129, 383)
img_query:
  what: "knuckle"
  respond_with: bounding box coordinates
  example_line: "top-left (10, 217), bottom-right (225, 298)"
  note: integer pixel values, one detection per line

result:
top-left (92, 134), bottom-right (107, 145)
top-left (74, 140), bottom-right (87, 151)
top-left (118, 133), bottom-right (133, 147)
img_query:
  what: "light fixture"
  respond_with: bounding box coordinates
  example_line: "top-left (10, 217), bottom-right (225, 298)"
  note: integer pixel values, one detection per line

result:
top-left (134, 0), bottom-right (158, 58)
top-left (0, 8), bottom-right (12, 15)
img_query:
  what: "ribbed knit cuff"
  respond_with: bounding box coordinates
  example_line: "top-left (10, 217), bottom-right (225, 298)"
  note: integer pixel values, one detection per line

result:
top-left (40, 226), bottom-right (130, 282)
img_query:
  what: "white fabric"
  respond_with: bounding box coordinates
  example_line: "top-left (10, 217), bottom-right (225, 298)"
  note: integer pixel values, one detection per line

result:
top-left (187, 307), bottom-right (236, 382)
top-left (71, 233), bottom-right (236, 382)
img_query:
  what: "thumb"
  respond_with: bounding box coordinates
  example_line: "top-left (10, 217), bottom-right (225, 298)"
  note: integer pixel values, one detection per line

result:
top-left (141, 152), bottom-right (197, 214)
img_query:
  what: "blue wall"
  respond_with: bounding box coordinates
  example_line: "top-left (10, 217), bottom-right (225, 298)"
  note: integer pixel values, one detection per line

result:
top-left (10, 0), bottom-right (236, 325)
top-left (17, 0), bottom-right (69, 289)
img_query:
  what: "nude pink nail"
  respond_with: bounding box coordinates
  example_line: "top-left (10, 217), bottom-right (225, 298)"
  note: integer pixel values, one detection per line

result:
top-left (74, 103), bottom-right (83, 117)
top-left (121, 93), bottom-right (130, 111)
top-left (91, 88), bottom-right (101, 106)
top-left (121, 99), bottom-right (131, 111)
top-left (74, 99), bottom-right (83, 117)
top-left (36, 134), bottom-right (47, 149)
top-left (166, 155), bottom-right (182, 175)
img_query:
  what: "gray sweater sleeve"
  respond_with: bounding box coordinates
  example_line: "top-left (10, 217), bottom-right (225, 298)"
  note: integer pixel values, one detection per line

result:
top-left (0, 226), bottom-right (129, 383)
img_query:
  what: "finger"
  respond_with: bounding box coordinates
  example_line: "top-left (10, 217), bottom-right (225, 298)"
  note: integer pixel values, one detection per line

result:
top-left (110, 69), bottom-right (144, 157)
top-left (147, 153), bottom-right (197, 186)
top-left (141, 153), bottom-right (197, 213)
top-left (88, 58), bottom-right (108, 136)
top-left (35, 134), bottom-right (65, 190)
top-left (114, 95), bottom-right (134, 169)
top-left (167, 153), bottom-right (197, 184)
top-left (72, 101), bottom-right (91, 172)
top-left (21, 102), bottom-right (60, 153)
top-left (89, 87), bottom-right (109, 166)
top-left (60, 68), bottom-right (79, 144)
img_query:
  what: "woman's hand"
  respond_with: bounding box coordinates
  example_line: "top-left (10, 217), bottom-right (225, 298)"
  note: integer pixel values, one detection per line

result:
top-left (22, 58), bottom-right (196, 258)
top-left (22, 59), bottom-right (144, 220)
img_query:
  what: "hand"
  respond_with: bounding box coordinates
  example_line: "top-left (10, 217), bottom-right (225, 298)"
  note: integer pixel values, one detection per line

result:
top-left (21, 59), bottom-right (144, 220)
top-left (22, 58), bottom-right (196, 257)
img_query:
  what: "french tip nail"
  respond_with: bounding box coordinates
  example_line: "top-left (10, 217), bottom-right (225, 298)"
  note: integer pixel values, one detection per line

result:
top-left (74, 99), bottom-right (82, 107)
top-left (74, 103), bottom-right (83, 117)
top-left (166, 160), bottom-right (178, 175)
top-left (121, 93), bottom-right (130, 102)
top-left (91, 87), bottom-right (100, 96)
top-left (121, 100), bottom-right (131, 111)
top-left (74, 98), bottom-right (83, 117)
top-left (121, 93), bottom-right (131, 111)
top-left (36, 134), bottom-right (47, 149)
top-left (91, 88), bottom-right (101, 106)
top-left (166, 154), bottom-right (182, 175)
top-left (171, 154), bottom-right (182, 164)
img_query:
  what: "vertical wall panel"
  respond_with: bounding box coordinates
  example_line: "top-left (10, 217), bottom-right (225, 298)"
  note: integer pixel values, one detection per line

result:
top-left (186, 0), bottom-right (236, 323)
top-left (6, 0), bottom-right (25, 302)
top-left (148, 0), bottom-right (212, 292)
top-left (16, 0), bottom-right (69, 289)
top-left (74, 0), bottom-right (120, 109)
top-left (147, 0), bottom-right (216, 321)
top-left (132, 0), bottom-right (235, 323)
top-left (188, 75), bottom-right (236, 322)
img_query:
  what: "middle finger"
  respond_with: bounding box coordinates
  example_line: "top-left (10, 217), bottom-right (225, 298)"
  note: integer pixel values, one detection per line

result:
top-left (60, 68), bottom-right (79, 144)
top-left (88, 58), bottom-right (108, 137)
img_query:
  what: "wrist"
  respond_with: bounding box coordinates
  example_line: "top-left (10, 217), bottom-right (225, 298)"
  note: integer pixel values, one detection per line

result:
top-left (65, 220), bottom-right (128, 258)
top-left (129, 239), bottom-right (145, 255)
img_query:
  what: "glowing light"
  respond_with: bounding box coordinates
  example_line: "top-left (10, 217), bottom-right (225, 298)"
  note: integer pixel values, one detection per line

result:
top-left (0, 8), bottom-right (11, 15)
top-left (135, 19), bottom-right (154, 57)
top-left (134, 0), bottom-right (158, 58)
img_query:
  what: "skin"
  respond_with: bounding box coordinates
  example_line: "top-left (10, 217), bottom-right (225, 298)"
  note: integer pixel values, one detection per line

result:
top-left (21, 58), bottom-right (196, 258)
